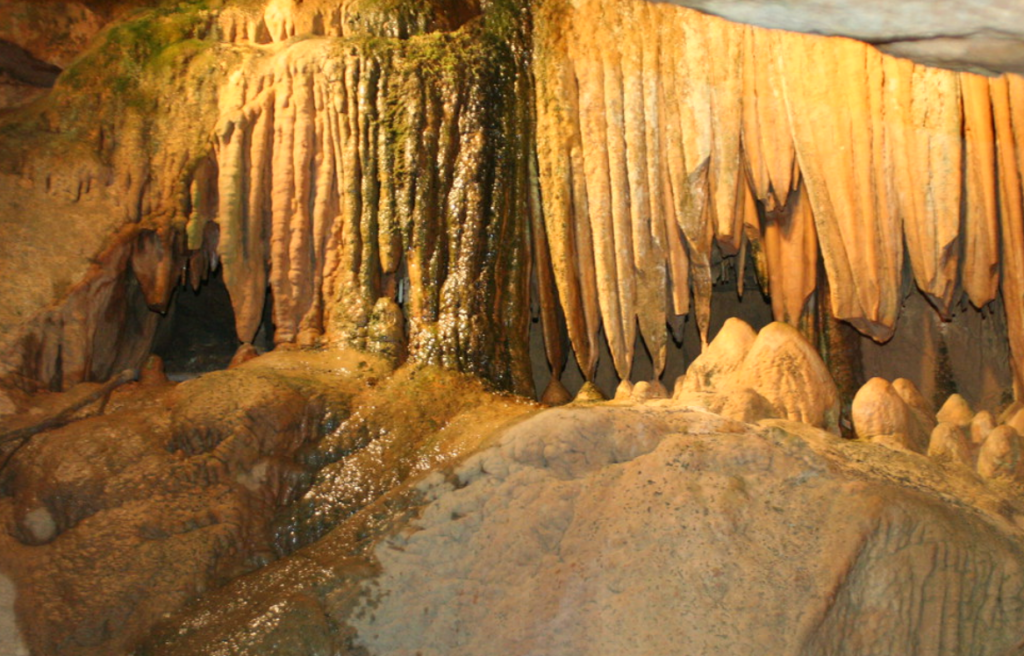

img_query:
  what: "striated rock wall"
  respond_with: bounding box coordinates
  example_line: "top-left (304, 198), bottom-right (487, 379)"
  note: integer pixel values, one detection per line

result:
top-left (0, 0), bottom-right (533, 396)
top-left (531, 0), bottom-right (1024, 398)
top-left (4, 0), bottom-right (1024, 406)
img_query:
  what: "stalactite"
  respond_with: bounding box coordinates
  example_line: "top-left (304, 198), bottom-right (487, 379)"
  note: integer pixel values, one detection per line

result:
top-left (625, 4), bottom-right (668, 381)
top-left (533, 31), bottom-right (595, 381)
top-left (781, 34), bottom-right (900, 341)
top-left (673, 10), bottom-right (714, 349)
top-left (761, 180), bottom-right (818, 326)
top-left (707, 15), bottom-right (744, 255)
top-left (654, 6), bottom-right (690, 322)
top-left (961, 71), bottom-right (1000, 309)
top-left (992, 74), bottom-right (1024, 396)
top-left (568, 9), bottom-right (627, 376)
top-left (215, 80), bottom-right (271, 345)
top-left (603, 40), bottom-right (638, 381)
top-left (741, 27), bottom-right (796, 212)
top-left (892, 64), bottom-right (963, 316)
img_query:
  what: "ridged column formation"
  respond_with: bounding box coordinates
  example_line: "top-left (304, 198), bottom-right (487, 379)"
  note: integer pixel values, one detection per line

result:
top-left (532, 0), bottom-right (1024, 394)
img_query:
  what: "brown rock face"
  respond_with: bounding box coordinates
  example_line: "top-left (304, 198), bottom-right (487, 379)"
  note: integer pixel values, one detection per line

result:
top-left (146, 405), bottom-right (1024, 655)
top-left (978, 424), bottom-right (1024, 481)
top-left (928, 422), bottom-right (973, 466)
top-left (0, 349), bottom-right (391, 655)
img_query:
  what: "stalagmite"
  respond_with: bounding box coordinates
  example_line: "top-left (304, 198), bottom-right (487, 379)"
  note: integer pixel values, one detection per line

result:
top-left (936, 394), bottom-right (974, 429)
top-left (680, 317), bottom-right (756, 394)
top-left (961, 71), bottom-right (1000, 308)
top-left (781, 34), bottom-right (901, 341)
top-left (928, 423), bottom-right (973, 466)
top-left (978, 425), bottom-right (1023, 481)
top-left (737, 322), bottom-right (840, 432)
top-left (970, 410), bottom-right (996, 447)
top-left (851, 377), bottom-right (920, 452)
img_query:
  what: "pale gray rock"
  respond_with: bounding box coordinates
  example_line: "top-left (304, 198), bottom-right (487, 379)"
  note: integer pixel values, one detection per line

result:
top-left (654, 0), bottom-right (1024, 74)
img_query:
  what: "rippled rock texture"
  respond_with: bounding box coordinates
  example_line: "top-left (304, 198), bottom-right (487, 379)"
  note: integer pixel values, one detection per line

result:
top-left (145, 394), bottom-right (1024, 656)
top-left (0, 348), bottom-right (534, 655)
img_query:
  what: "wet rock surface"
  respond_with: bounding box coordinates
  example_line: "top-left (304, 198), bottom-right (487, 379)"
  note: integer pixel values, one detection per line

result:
top-left (0, 348), bottom-right (391, 655)
top-left (142, 399), bottom-right (1024, 656)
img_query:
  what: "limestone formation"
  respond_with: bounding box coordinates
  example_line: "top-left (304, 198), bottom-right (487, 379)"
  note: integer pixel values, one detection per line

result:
top-left (937, 394), bottom-right (975, 428)
top-left (928, 422), bottom-right (974, 466)
top-left (716, 386), bottom-right (780, 424)
top-left (737, 322), bottom-right (840, 431)
top-left (852, 378), bottom-right (915, 451)
top-left (892, 377), bottom-right (935, 416)
top-left (680, 317), bottom-right (757, 394)
top-left (613, 380), bottom-right (635, 402)
top-left (978, 425), bottom-right (1024, 481)
top-left (970, 410), bottom-right (997, 447)
top-left (6, 2), bottom-right (1024, 656)
top-left (144, 404), bottom-right (1024, 655)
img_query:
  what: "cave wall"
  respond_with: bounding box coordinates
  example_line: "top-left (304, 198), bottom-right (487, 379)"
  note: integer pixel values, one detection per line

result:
top-left (531, 0), bottom-right (1024, 402)
top-left (2, 0), bottom-right (1024, 408)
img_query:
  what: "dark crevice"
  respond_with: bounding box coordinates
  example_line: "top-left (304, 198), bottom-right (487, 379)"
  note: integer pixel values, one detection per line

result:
top-left (0, 39), bottom-right (62, 87)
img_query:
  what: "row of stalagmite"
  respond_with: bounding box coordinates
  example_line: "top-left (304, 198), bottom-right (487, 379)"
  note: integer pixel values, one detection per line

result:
top-left (604, 316), bottom-right (1024, 483)
top-left (594, 318), bottom-right (842, 433)
top-left (532, 0), bottom-right (1024, 396)
top-left (853, 378), bottom-right (1024, 482)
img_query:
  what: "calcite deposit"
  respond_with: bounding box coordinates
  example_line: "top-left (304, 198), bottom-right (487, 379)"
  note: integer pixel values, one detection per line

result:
top-left (6, 0), bottom-right (1024, 654)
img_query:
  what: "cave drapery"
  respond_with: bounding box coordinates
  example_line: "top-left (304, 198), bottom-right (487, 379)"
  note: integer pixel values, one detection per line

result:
top-left (1, 0), bottom-right (1023, 402)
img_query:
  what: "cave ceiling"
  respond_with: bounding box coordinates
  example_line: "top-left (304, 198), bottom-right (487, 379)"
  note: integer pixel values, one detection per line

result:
top-left (656, 0), bottom-right (1024, 75)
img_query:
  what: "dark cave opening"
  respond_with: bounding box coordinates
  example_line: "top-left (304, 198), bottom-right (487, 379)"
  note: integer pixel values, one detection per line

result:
top-left (151, 269), bottom-right (273, 380)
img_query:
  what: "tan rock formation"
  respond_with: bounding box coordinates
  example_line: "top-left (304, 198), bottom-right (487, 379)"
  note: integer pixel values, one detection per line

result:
top-left (146, 405), bottom-right (1024, 655)
top-left (737, 322), bottom-right (840, 431)
top-left (937, 394), bottom-right (975, 428)
top-left (928, 422), bottom-right (974, 466)
top-left (978, 425), bottom-right (1024, 481)
top-left (970, 410), bottom-right (997, 447)
top-left (679, 317), bottom-right (757, 394)
top-left (852, 377), bottom-right (915, 450)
